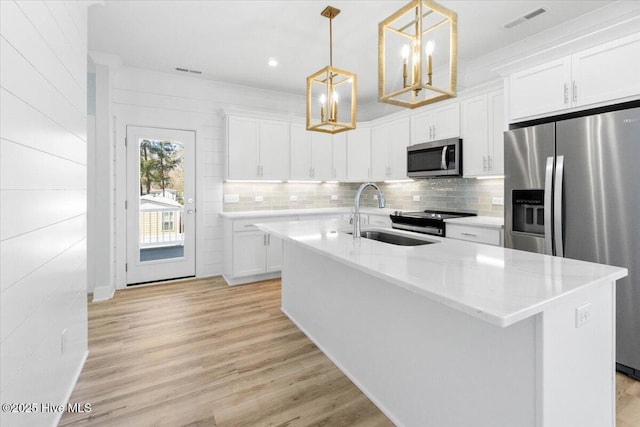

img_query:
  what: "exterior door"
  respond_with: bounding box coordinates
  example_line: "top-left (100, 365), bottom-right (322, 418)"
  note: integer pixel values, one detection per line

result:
top-left (126, 126), bottom-right (196, 284)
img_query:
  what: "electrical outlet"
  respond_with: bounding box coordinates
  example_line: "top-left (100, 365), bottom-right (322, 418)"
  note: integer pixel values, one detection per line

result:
top-left (255, 195), bottom-right (264, 202)
top-left (413, 195), bottom-right (421, 202)
top-left (492, 197), bottom-right (504, 206)
top-left (330, 194), bottom-right (338, 201)
top-left (575, 303), bottom-right (592, 328)
top-left (223, 194), bottom-right (239, 203)
top-left (289, 195), bottom-right (298, 202)
top-left (373, 194), bottom-right (378, 200)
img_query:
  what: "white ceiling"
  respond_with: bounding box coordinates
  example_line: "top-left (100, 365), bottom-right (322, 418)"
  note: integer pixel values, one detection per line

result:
top-left (89, 1), bottom-right (615, 104)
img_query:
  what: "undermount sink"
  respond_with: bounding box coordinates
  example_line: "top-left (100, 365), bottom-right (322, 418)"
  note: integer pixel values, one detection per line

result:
top-left (348, 230), bottom-right (438, 246)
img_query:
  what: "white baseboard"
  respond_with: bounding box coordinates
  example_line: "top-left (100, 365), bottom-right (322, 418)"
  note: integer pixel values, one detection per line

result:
top-left (92, 285), bottom-right (115, 302)
top-left (222, 271), bottom-right (280, 286)
top-left (52, 350), bottom-right (89, 427)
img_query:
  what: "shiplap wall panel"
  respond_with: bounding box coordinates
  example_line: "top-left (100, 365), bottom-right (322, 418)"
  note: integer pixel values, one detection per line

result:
top-left (0, 189), bottom-right (86, 240)
top-left (0, 37), bottom-right (86, 140)
top-left (1, 88), bottom-right (87, 163)
top-left (1, 141), bottom-right (86, 190)
top-left (0, 1), bottom-right (88, 426)
top-left (15, 1), bottom-right (85, 105)
top-left (0, 214), bottom-right (86, 292)
top-left (111, 67), bottom-right (305, 283)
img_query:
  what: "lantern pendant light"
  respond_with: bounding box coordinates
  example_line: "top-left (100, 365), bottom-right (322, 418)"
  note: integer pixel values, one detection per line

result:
top-left (306, 6), bottom-right (357, 134)
top-left (378, 0), bottom-right (457, 109)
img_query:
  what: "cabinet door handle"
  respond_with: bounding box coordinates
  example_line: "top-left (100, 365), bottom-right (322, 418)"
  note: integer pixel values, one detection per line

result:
top-left (267, 234), bottom-right (270, 245)
top-left (433, 125), bottom-right (436, 139)
top-left (461, 232), bottom-right (477, 237)
top-left (488, 155), bottom-right (492, 170)
top-left (572, 81), bottom-right (577, 103)
top-left (483, 156), bottom-right (487, 171)
top-left (564, 83), bottom-right (569, 104)
top-left (263, 234), bottom-right (267, 246)
top-left (257, 165), bottom-right (261, 176)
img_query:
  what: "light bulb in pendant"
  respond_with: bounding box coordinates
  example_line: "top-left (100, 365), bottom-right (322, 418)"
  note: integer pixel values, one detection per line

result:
top-left (319, 94), bottom-right (327, 122)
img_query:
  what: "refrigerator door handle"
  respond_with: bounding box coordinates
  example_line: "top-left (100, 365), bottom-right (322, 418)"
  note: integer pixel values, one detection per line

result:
top-left (554, 155), bottom-right (565, 257)
top-left (544, 156), bottom-right (554, 255)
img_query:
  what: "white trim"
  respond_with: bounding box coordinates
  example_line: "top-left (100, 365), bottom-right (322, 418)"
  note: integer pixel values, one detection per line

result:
top-left (53, 350), bottom-right (89, 427)
top-left (222, 271), bottom-right (280, 286)
top-left (92, 285), bottom-right (115, 302)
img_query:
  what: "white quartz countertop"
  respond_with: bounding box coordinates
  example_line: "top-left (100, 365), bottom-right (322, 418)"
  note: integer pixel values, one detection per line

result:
top-left (219, 207), bottom-right (395, 219)
top-left (257, 219), bottom-right (627, 328)
top-left (444, 216), bottom-right (504, 229)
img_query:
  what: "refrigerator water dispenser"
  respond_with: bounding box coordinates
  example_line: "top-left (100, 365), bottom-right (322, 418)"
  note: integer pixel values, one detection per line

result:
top-left (512, 190), bottom-right (545, 235)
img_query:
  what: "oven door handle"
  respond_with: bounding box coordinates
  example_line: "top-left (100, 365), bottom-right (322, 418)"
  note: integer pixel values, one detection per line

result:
top-left (441, 146), bottom-right (448, 170)
top-left (392, 223), bottom-right (443, 236)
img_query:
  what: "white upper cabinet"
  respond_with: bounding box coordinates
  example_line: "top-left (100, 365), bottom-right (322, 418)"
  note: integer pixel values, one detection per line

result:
top-left (461, 90), bottom-right (505, 177)
top-left (347, 127), bottom-right (371, 182)
top-left (290, 125), bottom-right (336, 181)
top-left (509, 33), bottom-right (640, 122)
top-left (411, 102), bottom-right (460, 144)
top-left (227, 116), bottom-right (260, 179)
top-left (310, 132), bottom-right (333, 181)
top-left (509, 58), bottom-right (571, 120)
top-left (572, 33), bottom-right (640, 107)
top-left (259, 120), bottom-right (290, 180)
top-left (332, 133), bottom-right (347, 181)
top-left (372, 118), bottom-right (410, 181)
top-left (227, 116), bottom-right (289, 180)
top-left (289, 123), bottom-right (312, 180)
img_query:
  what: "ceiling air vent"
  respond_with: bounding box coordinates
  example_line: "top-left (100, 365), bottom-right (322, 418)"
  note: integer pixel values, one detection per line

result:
top-left (503, 7), bottom-right (547, 29)
top-left (175, 67), bottom-right (203, 75)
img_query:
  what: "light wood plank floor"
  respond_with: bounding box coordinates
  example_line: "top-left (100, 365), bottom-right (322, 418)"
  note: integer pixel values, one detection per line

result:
top-left (61, 277), bottom-right (640, 426)
top-left (60, 277), bottom-right (392, 426)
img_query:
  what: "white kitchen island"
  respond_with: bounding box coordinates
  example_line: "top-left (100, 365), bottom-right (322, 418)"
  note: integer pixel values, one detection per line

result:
top-left (257, 219), bottom-right (628, 427)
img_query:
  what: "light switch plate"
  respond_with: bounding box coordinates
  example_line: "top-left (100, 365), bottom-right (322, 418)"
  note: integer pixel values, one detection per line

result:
top-left (492, 197), bottom-right (504, 206)
top-left (289, 195), bottom-right (298, 202)
top-left (413, 195), bottom-right (421, 202)
top-left (331, 194), bottom-right (338, 201)
top-left (224, 194), bottom-right (239, 203)
top-left (255, 195), bottom-right (264, 202)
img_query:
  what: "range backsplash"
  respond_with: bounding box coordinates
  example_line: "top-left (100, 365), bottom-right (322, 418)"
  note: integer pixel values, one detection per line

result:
top-left (223, 178), bottom-right (504, 217)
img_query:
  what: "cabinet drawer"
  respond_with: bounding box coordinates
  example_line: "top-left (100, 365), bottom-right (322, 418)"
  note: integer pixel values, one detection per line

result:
top-left (447, 224), bottom-right (501, 246)
top-left (232, 216), bottom-right (298, 231)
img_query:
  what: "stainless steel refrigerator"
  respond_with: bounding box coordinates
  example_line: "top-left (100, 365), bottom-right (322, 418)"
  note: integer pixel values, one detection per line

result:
top-left (504, 106), bottom-right (640, 379)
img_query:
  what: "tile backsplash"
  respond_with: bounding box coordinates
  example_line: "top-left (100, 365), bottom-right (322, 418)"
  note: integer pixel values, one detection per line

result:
top-left (223, 178), bottom-right (504, 217)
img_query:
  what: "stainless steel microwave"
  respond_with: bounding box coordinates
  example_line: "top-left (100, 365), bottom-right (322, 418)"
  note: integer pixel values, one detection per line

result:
top-left (407, 138), bottom-right (462, 178)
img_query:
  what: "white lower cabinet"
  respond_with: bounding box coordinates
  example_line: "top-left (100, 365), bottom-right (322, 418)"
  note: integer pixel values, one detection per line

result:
top-left (223, 213), bottom-right (342, 285)
top-left (447, 224), bottom-right (503, 246)
top-left (231, 230), bottom-right (283, 278)
top-left (224, 216), bottom-right (296, 285)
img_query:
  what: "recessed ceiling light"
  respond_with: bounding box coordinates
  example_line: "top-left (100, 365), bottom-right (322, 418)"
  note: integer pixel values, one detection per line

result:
top-left (268, 58), bottom-right (278, 67)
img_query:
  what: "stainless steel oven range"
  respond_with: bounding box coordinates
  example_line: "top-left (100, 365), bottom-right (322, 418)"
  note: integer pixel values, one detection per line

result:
top-left (390, 210), bottom-right (476, 237)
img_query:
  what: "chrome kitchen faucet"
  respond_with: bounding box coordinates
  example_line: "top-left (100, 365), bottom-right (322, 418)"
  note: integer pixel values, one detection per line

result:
top-left (352, 182), bottom-right (386, 238)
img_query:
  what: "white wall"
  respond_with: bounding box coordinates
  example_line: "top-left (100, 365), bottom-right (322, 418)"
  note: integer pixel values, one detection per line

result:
top-left (111, 67), bottom-right (305, 288)
top-left (0, 1), bottom-right (89, 426)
